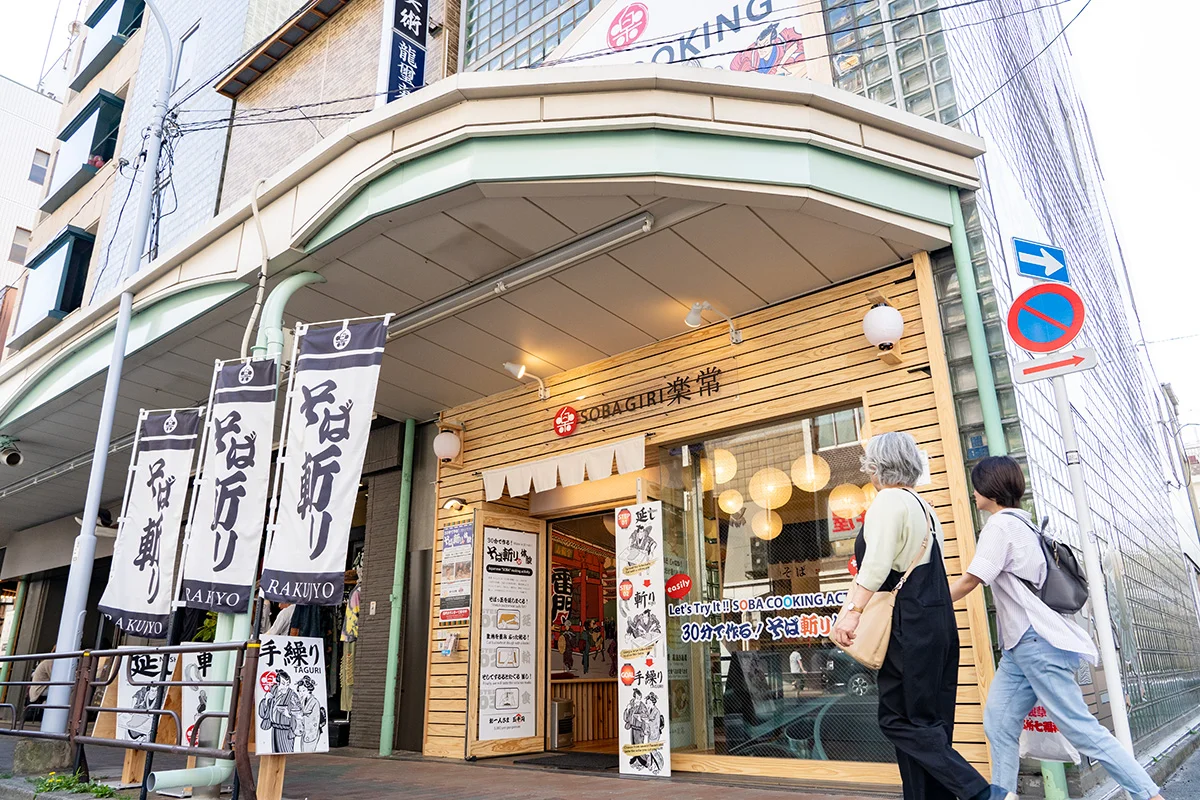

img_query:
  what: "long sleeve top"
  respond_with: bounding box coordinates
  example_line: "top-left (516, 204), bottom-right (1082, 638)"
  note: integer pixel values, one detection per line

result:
top-left (854, 488), bottom-right (942, 592)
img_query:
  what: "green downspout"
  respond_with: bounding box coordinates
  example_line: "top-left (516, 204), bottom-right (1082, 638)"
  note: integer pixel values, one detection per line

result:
top-left (379, 418), bottom-right (416, 756)
top-left (949, 187), bottom-right (1007, 457)
top-left (0, 578), bottom-right (28, 702)
top-left (951, 189), bottom-right (1066, 799)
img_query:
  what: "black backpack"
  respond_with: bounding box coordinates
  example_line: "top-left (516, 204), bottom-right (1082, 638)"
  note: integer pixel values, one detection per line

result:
top-left (1004, 512), bottom-right (1089, 614)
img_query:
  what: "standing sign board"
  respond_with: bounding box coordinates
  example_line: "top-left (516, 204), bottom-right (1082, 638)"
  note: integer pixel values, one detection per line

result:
top-left (180, 651), bottom-right (216, 746)
top-left (615, 501), bottom-right (670, 777)
top-left (100, 409), bottom-right (202, 638)
top-left (254, 635), bottom-right (330, 754)
top-left (386, 0), bottom-right (428, 102)
top-left (477, 527), bottom-right (538, 741)
top-left (261, 316), bottom-right (391, 606)
top-left (439, 521), bottom-right (474, 623)
top-left (116, 650), bottom-right (179, 742)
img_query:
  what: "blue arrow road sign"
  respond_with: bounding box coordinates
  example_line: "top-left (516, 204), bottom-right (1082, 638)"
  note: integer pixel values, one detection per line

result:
top-left (1013, 238), bottom-right (1069, 284)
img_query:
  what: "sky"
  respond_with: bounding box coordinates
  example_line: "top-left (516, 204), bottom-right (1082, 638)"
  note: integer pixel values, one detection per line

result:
top-left (0, 0), bottom-right (1196, 442)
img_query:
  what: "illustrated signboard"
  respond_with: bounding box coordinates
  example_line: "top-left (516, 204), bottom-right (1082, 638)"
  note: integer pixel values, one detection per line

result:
top-left (180, 651), bottom-right (216, 746)
top-left (478, 528), bottom-right (538, 741)
top-left (116, 649), bottom-right (179, 742)
top-left (254, 635), bottom-right (329, 754)
top-left (439, 521), bottom-right (474, 623)
top-left (615, 501), bottom-right (670, 777)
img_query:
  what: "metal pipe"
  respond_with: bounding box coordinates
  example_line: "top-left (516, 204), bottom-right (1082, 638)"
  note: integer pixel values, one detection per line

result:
top-left (147, 763), bottom-right (232, 792)
top-left (949, 187), bottom-right (1007, 456)
top-left (250, 272), bottom-right (327, 358)
top-left (44, 0), bottom-right (176, 735)
top-left (379, 419), bottom-right (416, 756)
top-left (240, 179), bottom-right (270, 359)
top-left (0, 579), bottom-right (28, 702)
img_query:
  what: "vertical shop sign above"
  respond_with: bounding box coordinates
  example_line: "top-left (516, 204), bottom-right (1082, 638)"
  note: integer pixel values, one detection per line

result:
top-left (615, 501), bottom-right (671, 777)
top-left (255, 635), bottom-right (330, 754)
top-left (261, 316), bottom-right (392, 605)
top-left (181, 359), bottom-right (278, 614)
top-left (387, 0), bottom-right (428, 102)
top-left (478, 527), bottom-right (538, 741)
top-left (439, 521), bottom-right (474, 624)
top-left (99, 409), bottom-right (202, 638)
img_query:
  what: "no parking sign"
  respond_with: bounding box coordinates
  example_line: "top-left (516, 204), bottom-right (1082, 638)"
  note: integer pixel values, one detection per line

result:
top-left (1006, 283), bottom-right (1086, 354)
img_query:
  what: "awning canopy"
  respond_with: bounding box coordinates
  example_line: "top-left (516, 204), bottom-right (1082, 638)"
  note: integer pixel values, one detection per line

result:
top-left (483, 435), bottom-right (646, 502)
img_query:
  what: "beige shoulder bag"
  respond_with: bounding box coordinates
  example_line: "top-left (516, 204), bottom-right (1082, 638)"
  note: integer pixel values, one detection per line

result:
top-left (834, 492), bottom-right (934, 670)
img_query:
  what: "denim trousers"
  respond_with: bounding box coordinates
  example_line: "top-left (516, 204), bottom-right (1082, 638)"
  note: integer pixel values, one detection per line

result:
top-left (984, 629), bottom-right (1160, 800)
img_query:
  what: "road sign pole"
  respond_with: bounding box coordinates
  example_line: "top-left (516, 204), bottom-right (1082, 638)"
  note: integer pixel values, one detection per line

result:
top-left (1051, 374), bottom-right (1134, 753)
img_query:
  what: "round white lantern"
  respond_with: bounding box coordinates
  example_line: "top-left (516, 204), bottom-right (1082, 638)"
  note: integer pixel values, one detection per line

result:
top-left (433, 430), bottom-right (462, 463)
top-left (863, 303), bottom-right (905, 351)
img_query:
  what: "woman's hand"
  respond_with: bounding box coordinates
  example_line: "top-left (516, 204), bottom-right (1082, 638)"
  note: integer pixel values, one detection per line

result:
top-left (831, 609), bottom-right (861, 648)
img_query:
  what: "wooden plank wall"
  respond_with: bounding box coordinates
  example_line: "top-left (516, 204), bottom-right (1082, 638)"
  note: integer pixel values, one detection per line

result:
top-left (550, 679), bottom-right (618, 743)
top-left (423, 259), bottom-right (995, 779)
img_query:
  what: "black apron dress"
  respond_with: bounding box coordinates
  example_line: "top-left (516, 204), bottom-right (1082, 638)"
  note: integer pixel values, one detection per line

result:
top-left (854, 498), bottom-right (989, 800)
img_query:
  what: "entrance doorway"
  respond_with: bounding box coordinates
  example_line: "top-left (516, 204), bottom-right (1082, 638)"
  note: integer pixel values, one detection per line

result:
top-left (547, 511), bottom-right (620, 756)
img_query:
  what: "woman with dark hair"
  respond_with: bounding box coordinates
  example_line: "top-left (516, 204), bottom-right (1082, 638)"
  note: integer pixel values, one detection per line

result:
top-left (951, 456), bottom-right (1163, 800)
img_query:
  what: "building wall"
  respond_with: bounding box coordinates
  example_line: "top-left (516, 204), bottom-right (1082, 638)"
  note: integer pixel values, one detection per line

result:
top-left (460, 0), bottom-right (603, 71)
top-left (0, 79), bottom-right (60, 290)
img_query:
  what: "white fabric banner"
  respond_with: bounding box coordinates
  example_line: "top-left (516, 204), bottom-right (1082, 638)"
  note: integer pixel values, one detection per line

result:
top-left (181, 359), bottom-right (278, 614)
top-left (481, 435), bottom-right (646, 501)
top-left (99, 409), bottom-right (202, 638)
top-left (254, 635), bottom-right (329, 754)
top-left (616, 500), bottom-right (671, 777)
top-left (261, 317), bottom-right (390, 604)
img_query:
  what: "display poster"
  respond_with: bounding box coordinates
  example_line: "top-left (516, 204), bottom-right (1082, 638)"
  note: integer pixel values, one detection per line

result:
top-left (261, 316), bottom-right (390, 605)
top-left (439, 521), bottom-right (474, 624)
top-left (615, 501), bottom-right (671, 777)
top-left (478, 527), bottom-right (538, 741)
top-left (182, 359), bottom-right (277, 614)
top-left (662, 545), bottom-right (693, 749)
top-left (115, 649), bottom-right (179, 742)
top-left (179, 651), bottom-right (216, 746)
top-left (99, 409), bottom-right (202, 638)
top-left (254, 635), bottom-right (329, 754)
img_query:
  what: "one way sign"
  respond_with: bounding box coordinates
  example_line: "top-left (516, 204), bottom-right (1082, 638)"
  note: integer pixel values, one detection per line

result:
top-left (1014, 238), bottom-right (1070, 284)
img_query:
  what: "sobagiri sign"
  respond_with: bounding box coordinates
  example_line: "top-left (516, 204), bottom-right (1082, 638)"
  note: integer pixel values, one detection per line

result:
top-left (255, 635), bottom-right (329, 754)
top-left (116, 649), bottom-right (179, 741)
top-left (100, 409), bottom-right (202, 638)
top-left (478, 528), bottom-right (538, 741)
top-left (261, 316), bottom-right (391, 605)
top-left (551, 0), bottom-right (808, 78)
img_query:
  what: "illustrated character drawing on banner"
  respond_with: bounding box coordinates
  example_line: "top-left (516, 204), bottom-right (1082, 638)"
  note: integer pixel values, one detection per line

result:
top-left (259, 669), bottom-right (302, 753)
top-left (119, 685), bottom-right (156, 741)
top-left (623, 688), bottom-right (666, 775)
top-left (620, 519), bottom-right (657, 565)
top-left (729, 23), bottom-right (804, 76)
top-left (624, 607), bottom-right (662, 649)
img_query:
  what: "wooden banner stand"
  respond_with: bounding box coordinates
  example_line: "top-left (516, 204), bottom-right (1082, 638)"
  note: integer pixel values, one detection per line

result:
top-left (258, 755), bottom-right (285, 800)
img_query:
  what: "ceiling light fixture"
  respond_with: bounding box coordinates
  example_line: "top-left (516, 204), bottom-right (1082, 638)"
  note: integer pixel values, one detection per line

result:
top-left (504, 361), bottom-right (548, 400)
top-left (684, 301), bottom-right (743, 344)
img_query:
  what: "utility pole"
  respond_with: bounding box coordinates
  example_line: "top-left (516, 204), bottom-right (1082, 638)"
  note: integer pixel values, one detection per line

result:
top-left (42, 0), bottom-right (175, 734)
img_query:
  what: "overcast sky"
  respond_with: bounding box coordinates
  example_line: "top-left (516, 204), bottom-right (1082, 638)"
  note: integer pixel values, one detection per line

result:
top-left (2, 1), bottom-right (1196, 442)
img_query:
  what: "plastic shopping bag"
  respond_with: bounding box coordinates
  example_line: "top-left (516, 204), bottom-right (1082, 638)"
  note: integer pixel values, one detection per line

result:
top-left (1019, 705), bottom-right (1081, 764)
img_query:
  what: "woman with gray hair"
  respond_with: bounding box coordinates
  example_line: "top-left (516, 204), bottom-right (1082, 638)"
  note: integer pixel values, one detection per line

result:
top-left (832, 431), bottom-right (1006, 800)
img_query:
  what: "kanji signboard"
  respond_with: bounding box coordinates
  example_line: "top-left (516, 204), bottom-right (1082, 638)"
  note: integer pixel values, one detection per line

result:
top-left (386, 0), bottom-right (428, 102)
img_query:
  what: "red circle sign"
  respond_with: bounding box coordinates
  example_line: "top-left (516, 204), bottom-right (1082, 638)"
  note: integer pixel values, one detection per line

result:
top-left (847, 556), bottom-right (858, 577)
top-left (1006, 283), bottom-right (1086, 354)
top-left (608, 3), bottom-right (649, 50)
top-left (665, 573), bottom-right (693, 599)
top-left (617, 508), bottom-right (632, 529)
top-left (619, 579), bottom-right (634, 601)
top-left (620, 663), bottom-right (636, 686)
top-left (259, 670), bottom-right (276, 693)
top-left (553, 406), bottom-right (578, 437)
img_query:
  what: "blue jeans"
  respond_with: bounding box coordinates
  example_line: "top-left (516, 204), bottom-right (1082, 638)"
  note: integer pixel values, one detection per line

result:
top-left (984, 630), bottom-right (1160, 800)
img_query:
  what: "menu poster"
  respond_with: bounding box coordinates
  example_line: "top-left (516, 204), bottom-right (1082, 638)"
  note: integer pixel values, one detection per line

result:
top-left (478, 527), bottom-right (538, 741)
top-left (615, 501), bottom-right (671, 777)
top-left (439, 522), bottom-right (474, 624)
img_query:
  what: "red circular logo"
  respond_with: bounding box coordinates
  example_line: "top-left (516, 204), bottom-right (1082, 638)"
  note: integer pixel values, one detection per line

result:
top-left (620, 663), bottom-right (636, 686)
top-left (608, 3), bottom-right (649, 50)
top-left (847, 556), bottom-right (858, 577)
top-left (259, 670), bottom-right (277, 693)
top-left (617, 508), bottom-right (632, 529)
top-left (553, 406), bottom-right (578, 437)
top-left (619, 579), bottom-right (634, 601)
top-left (665, 573), bottom-right (693, 599)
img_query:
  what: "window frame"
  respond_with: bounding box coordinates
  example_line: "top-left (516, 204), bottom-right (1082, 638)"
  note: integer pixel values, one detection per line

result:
top-left (70, 0), bottom-right (146, 93)
top-left (172, 23), bottom-right (201, 93)
top-left (9, 226), bottom-right (95, 350)
top-left (7, 227), bottom-right (32, 266)
top-left (28, 150), bottom-right (51, 185)
top-left (40, 90), bottom-right (125, 214)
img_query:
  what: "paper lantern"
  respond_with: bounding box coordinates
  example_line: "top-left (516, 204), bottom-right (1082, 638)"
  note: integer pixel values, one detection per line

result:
top-left (749, 467), bottom-right (792, 510)
top-left (862, 482), bottom-right (878, 506)
top-left (718, 489), bottom-right (744, 515)
top-left (863, 303), bottom-right (905, 349)
top-left (791, 454), bottom-right (831, 493)
top-left (751, 509), bottom-right (783, 540)
top-left (433, 430), bottom-right (462, 463)
top-left (829, 483), bottom-right (868, 520)
top-left (713, 448), bottom-right (738, 484)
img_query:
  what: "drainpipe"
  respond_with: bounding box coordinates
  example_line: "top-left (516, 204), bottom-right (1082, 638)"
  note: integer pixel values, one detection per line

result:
top-left (0, 578), bottom-right (28, 702)
top-left (148, 271), bottom-right (325, 794)
top-left (949, 187), bottom-right (1007, 458)
top-left (952, 189), bottom-right (1068, 799)
top-left (379, 418), bottom-right (416, 756)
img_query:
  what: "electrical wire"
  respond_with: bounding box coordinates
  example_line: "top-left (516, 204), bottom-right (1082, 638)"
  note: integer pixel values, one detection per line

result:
top-left (88, 142), bottom-right (144, 303)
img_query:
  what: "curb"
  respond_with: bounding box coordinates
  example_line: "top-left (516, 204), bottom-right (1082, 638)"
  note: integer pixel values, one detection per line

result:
top-left (1087, 724), bottom-right (1200, 800)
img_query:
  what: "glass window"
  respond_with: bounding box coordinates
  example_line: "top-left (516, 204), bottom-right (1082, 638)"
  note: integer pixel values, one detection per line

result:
top-left (73, 0), bottom-right (144, 92)
top-left (661, 410), bottom-right (891, 763)
top-left (10, 228), bottom-right (94, 348)
top-left (28, 149), bottom-right (50, 185)
top-left (42, 91), bottom-right (125, 213)
top-left (173, 24), bottom-right (199, 91)
top-left (7, 227), bottom-right (31, 265)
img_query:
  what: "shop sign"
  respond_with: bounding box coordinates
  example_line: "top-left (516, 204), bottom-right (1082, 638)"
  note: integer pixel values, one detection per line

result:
top-left (180, 651), bottom-right (214, 746)
top-left (478, 527), bottom-right (538, 741)
top-left (552, 365), bottom-right (723, 436)
top-left (115, 649), bottom-right (179, 742)
top-left (615, 501), bottom-right (670, 777)
top-left (255, 635), bottom-right (330, 754)
top-left (439, 522), bottom-right (474, 623)
top-left (386, 0), bottom-right (428, 102)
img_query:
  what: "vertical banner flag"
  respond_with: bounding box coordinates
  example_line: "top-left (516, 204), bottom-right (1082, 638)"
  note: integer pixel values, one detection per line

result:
top-left (99, 409), bottom-right (202, 638)
top-left (616, 501), bottom-right (671, 776)
top-left (254, 635), bottom-right (329, 754)
top-left (182, 359), bottom-right (278, 613)
top-left (386, 0), bottom-right (428, 102)
top-left (478, 527), bottom-right (538, 741)
top-left (261, 316), bottom-right (391, 604)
